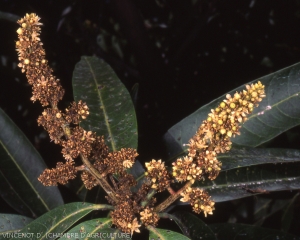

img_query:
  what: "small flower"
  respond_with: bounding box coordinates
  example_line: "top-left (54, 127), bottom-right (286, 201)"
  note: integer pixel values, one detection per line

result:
top-left (145, 159), bottom-right (170, 192)
top-left (38, 161), bottom-right (77, 186)
top-left (123, 159), bottom-right (134, 168)
top-left (64, 100), bottom-right (89, 124)
top-left (180, 187), bottom-right (193, 202)
top-left (180, 187), bottom-right (215, 217)
top-left (81, 171), bottom-right (98, 190)
top-left (140, 207), bottom-right (159, 226)
top-left (172, 156), bottom-right (203, 183)
top-left (61, 127), bottom-right (96, 160)
top-left (128, 218), bottom-right (141, 237)
top-left (104, 148), bottom-right (138, 174)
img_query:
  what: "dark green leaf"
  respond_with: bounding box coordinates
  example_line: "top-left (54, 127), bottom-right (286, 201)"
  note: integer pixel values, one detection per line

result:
top-left (148, 226), bottom-right (190, 240)
top-left (164, 62), bottom-right (300, 159)
top-left (72, 56), bottom-right (138, 151)
top-left (209, 223), bottom-right (298, 240)
top-left (0, 109), bottom-right (63, 218)
top-left (232, 196), bottom-right (290, 226)
top-left (67, 176), bottom-right (107, 206)
top-left (281, 192), bottom-right (300, 232)
top-left (0, 214), bottom-right (32, 238)
top-left (253, 197), bottom-right (290, 226)
top-left (130, 83), bottom-right (139, 109)
top-left (59, 218), bottom-right (127, 240)
top-left (194, 162), bottom-right (300, 202)
top-left (0, 11), bottom-right (20, 22)
top-left (218, 147), bottom-right (300, 171)
top-left (169, 211), bottom-right (217, 240)
top-left (10, 202), bottom-right (114, 240)
top-left (127, 160), bottom-right (145, 192)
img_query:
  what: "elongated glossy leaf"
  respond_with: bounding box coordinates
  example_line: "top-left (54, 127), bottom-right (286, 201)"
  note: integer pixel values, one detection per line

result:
top-left (0, 11), bottom-right (20, 22)
top-left (0, 109), bottom-right (63, 218)
top-left (164, 62), bottom-right (300, 159)
top-left (218, 147), bottom-right (300, 171)
top-left (72, 56), bottom-right (137, 151)
top-left (234, 196), bottom-right (290, 226)
top-left (281, 192), bottom-right (299, 232)
top-left (253, 197), bottom-right (288, 226)
top-left (127, 160), bottom-right (145, 192)
top-left (171, 211), bottom-right (217, 240)
top-left (209, 223), bottom-right (297, 240)
top-left (0, 214), bottom-right (32, 238)
top-left (194, 162), bottom-right (300, 202)
top-left (58, 218), bottom-right (127, 240)
top-left (148, 226), bottom-right (190, 240)
top-left (10, 203), bottom-right (114, 240)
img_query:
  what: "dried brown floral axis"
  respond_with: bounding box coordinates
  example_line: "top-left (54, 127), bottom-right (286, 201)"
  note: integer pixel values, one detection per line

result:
top-left (16, 13), bottom-right (118, 202)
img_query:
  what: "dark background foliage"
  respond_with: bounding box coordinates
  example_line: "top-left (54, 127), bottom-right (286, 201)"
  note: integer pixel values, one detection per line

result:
top-left (1, 0), bottom-right (300, 237)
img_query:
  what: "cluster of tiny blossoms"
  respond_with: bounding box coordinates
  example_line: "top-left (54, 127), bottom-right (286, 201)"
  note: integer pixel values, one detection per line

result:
top-left (16, 13), bottom-right (64, 107)
top-left (171, 81), bottom-right (265, 216)
top-left (16, 13), bottom-right (266, 235)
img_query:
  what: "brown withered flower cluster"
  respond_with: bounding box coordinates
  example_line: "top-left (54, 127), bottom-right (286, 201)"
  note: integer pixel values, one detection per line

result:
top-left (16, 14), bottom-right (64, 107)
top-left (144, 159), bottom-right (171, 192)
top-left (16, 13), bottom-right (266, 235)
top-left (16, 13), bottom-right (156, 235)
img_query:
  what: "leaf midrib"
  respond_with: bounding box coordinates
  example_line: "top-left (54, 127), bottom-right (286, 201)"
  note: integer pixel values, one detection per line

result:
top-left (0, 138), bottom-right (50, 212)
top-left (83, 57), bottom-right (116, 151)
top-left (39, 204), bottom-right (95, 240)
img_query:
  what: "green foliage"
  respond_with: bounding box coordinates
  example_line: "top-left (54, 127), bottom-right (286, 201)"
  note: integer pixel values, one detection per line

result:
top-left (164, 62), bottom-right (300, 159)
top-left (166, 211), bottom-right (217, 240)
top-left (148, 226), bottom-right (190, 240)
top-left (0, 109), bottom-right (63, 218)
top-left (72, 56), bottom-right (138, 151)
top-left (0, 214), bottom-right (33, 238)
top-left (1, 57), bottom-right (300, 239)
top-left (209, 223), bottom-right (297, 239)
top-left (9, 203), bottom-right (113, 240)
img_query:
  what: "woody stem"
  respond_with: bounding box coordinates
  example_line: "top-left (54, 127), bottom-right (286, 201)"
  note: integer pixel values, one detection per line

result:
top-left (80, 154), bottom-right (117, 203)
top-left (141, 189), bottom-right (156, 208)
top-left (154, 181), bottom-right (193, 213)
top-left (62, 124), bottom-right (117, 203)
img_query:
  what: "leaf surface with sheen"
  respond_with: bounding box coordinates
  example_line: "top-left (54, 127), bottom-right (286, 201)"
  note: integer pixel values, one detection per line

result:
top-left (72, 56), bottom-right (137, 151)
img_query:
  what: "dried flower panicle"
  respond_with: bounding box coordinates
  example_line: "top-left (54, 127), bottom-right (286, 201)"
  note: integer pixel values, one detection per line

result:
top-left (103, 148), bottom-right (138, 174)
top-left (117, 172), bottom-right (137, 191)
top-left (81, 171), bottom-right (98, 190)
top-left (140, 207), bottom-right (159, 226)
top-left (64, 100), bottom-right (89, 124)
top-left (16, 13), bottom-right (64, 107)
top-left (38, 161), bottom-right (77, 186)
top-left (180, 187), bottom-right (215, 217)
top-left (37, 108), bottom-right (65, 144)
top-left (145, 159), bottom-right (171, 192)
top-left (61, 127), bottom-right (96, 160)
top-left (89, 135), bottom-right (109, 161)
top-left (111, 201), bottom-right (136, 234)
